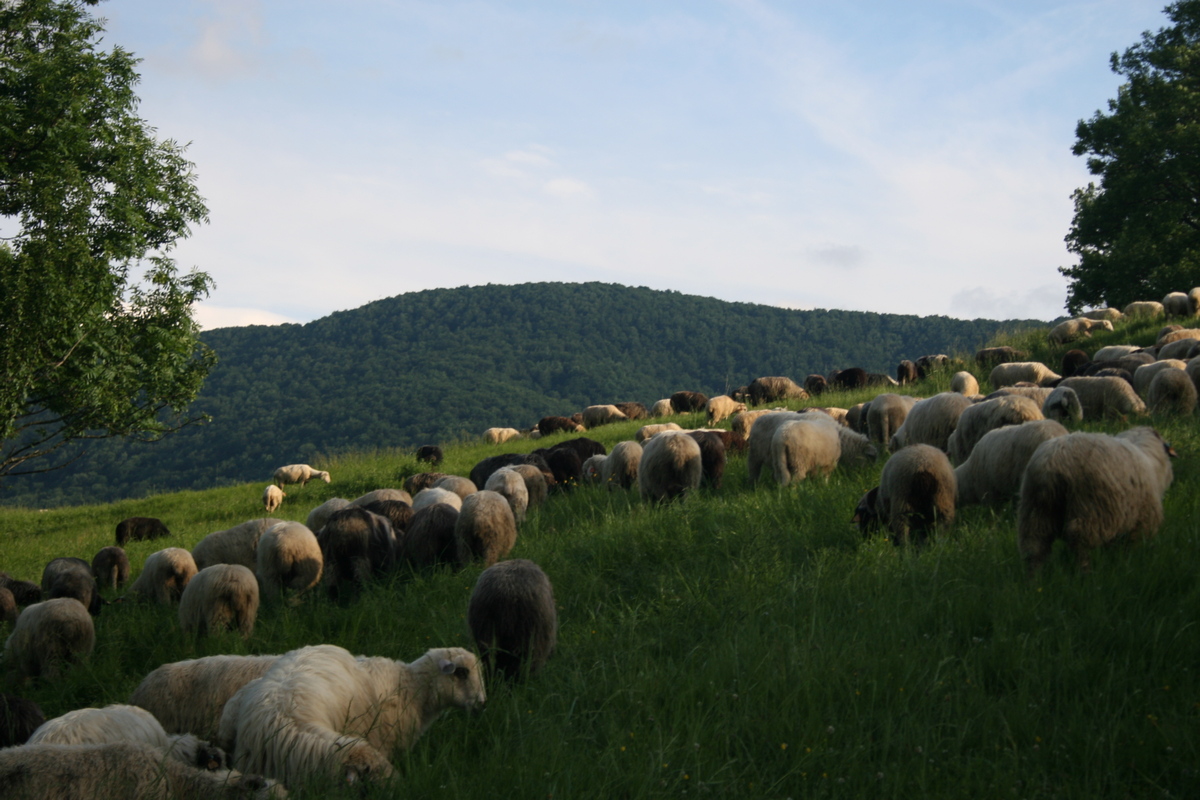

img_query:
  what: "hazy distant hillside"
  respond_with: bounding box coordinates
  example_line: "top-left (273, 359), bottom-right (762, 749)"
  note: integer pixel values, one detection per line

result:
top-left (1, 282), bottom-right (1043, 507)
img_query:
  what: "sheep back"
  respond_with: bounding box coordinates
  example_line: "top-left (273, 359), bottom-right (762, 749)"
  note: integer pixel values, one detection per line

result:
top-left (889, 392), bottom-right (973, 453)
top-left (318, 507), bottom-right (396, 599)
top-left (769, 418), bottom-right (840, 486)
top-left (1057, 376), bottom-right (1147, 419)
top-left (128, 548), bottom-right (197, 605)
top-left (455, 491), bottom-right (518, 567)
top-left (3, 597), bottom-right (95, 680)
top-left (1148, 367), bottom-right (1198, 415)
top-left (484, 468), bottom-right (530, 523)
top-left (91, 546), bottom-right (130, 591)
top-left (192, 519), bottom-right (283, 572)
top-left (946, 394), bottom-right (1043, 466)
top-left (256, 522), bottom-right (323, 600)
top-left (401, 504), bottom-right (460, 569)
top-left (179, 564), bottom-right (259, 639)
top-left (468, 559), bottom-right (557, 681)
top-left (950, 371), bottom-right (980, 395)
top-left (41, 557), bottom-right (101, 616)
top-left (115, 516), bottom-right (171, 547)
top-left (599, 440), bottom-right (643, 490)
top-left (686, 430), bottom-right (728, 490)
top-left (989, 362), bottom-right (1061, 389)
top-left (866, 394), bottom-right (918, 445)
top-left (582, 404), bottom-right (628, 428)
top-left (876, 444), bottom-right (956, 545)
top-left (638, 430), bottom-right (703, 501)
top-left (351, 488), bottom-right (415, 507)
top-left (305, 498), bottom-right (351, 534)
top-left (705, 394), bottom-right (747, 425)
top-left (954, 419), bottom-right (1069, 506)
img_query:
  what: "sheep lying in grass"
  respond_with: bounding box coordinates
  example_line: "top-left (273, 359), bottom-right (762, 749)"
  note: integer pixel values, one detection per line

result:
top-left (455, 491), bottom-right (518, 567)
top-left (0, 693), bottom-right (44, 747)
top-left (954, 420), bottom-right (1069, 507)
top-left (4, 597), bottom-right (95, 681)
top-left (468, 559), bottom-right (557, 682)
top-left (888, 392), bottom-right (974, 453)
top-left (128, 548), bottom-right (198, 605)
top-left (41, 557), bottom-right (102, 616)
top-left (946, 394), bottom-right (1043, 466)
top-left (639, 429), bottom-right (702, 501)
top-left (192, 519), bottom-right (284, 572)
top-left (179, 565), bottom-right (260, 640)
top-left (217, 644), bottom-right (486, 787)
top-left (272, 463), bottom-right (331, 487)
top-left (1018, 427), bottom-right (1176, 572)
top-left (261, 485), bottom-right (285, 513)
top-left (872, 444), bottom-right (957, 545)
top-left (0, 741), bottom-right (283, 800)
top-left (129, 654), bottom-right (281, 741)
top-left (91, 546), bottom-right (130, 591)
top-left (1048, 317), bottom-right (1113, 345)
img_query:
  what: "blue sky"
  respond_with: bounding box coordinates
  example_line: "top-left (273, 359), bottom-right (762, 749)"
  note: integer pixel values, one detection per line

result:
top-left (103, 0), bottom-right (1169, 328)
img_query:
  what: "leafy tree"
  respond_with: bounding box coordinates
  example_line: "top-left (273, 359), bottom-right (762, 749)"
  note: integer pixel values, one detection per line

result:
top-left (1062, 1), bottom-right (1200, 313)
top-left (0, 0), bottom-right (214, 479)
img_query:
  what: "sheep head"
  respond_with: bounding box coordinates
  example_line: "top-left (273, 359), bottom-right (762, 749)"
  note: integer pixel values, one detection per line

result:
top-left (424, 647), bottom-right (486, 713)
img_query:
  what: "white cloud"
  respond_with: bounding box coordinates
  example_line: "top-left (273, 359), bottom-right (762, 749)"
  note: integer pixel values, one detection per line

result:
top-left (950, 284), bottom-right (1067, 321)
top-left (543, 178), bottom-right (593, 198)
top-left (181, 0), bottom-right (266, 80)
top-left (194, 304), bottom-right (299, 331)
top-left (807, 244), bottom-right (867, 270)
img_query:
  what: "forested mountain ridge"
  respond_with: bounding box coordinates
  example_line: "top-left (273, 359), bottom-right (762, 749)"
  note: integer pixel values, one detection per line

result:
top-left (2, 282), bottom-right (1045, 507)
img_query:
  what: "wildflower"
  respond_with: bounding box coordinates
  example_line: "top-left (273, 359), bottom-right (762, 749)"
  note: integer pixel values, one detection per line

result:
top-left (781, 743), bottom-right (788, 750)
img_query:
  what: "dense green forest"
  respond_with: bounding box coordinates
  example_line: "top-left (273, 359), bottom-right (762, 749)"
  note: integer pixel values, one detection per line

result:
top-left (1, 282), bottom-right (1043, 507)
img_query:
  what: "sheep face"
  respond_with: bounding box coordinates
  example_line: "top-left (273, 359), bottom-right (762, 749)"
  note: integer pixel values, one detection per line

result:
top-left (430, 649), bottom-right (487, 713)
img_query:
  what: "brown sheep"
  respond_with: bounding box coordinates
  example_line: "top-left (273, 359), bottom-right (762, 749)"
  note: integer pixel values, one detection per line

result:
top-left (468, 559), bottom-right (557, 681)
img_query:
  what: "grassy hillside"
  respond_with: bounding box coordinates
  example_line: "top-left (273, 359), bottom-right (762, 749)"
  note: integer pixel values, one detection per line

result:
top-left (1, 316), bottom-right (1196, 798)
top-left (0, 282), bottom-right (1043, 508)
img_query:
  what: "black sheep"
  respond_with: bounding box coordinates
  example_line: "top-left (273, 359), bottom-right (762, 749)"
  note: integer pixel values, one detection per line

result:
top-left (468, 559), bottom-right (557, 682)
top-left (115, 516), bottom-right (171, 547)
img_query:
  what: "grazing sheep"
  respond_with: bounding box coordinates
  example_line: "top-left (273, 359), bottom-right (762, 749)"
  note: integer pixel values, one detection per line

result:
top-left (888, 392), bottom-right (974, 453)
top-left (946, 394), bottom-right (1043, 466)
top-left (179, 565), bottom-right (259, 640)
top-left (614, 402), bottom-right (649, 420)
top-left (578, 454), bottom-right (602, 485)
top-left (0, 573), bottom-right (41, 606)
top-left (545, 436), bottom-right (606, 464)
top-left (1082, 352), bottom-right (1156, 377)
top-left (649, 398), bottom-right (675, 417)
top-left (41, 557), bottom-right (102, 616)
top-left (1093, 344), bottom-right (1141, 361)
top-left (469, 453), bottom-right (554, 491)
top-left (582, 404), bottom-right (628, 428)
top-left (1132, 359), bottom-right (1188, 397)
top-left (217, 644), bottom-right (486, 787)
top-left (950, 371), bottom-right (979, 395)
top-left (129, 654), bottom-right (281, 741)
top-left (954, 420), bottom-right (1069, 506)
top-left (455, 491), bottom-right (518, 568)
top-left (730, 408), bottom-right (779, 440)
top-left (989, 362), bottom-right (1062, 389)
top-left (400, 504), bottom-right (460, 570)
top-left (1043, 386), bottom-right (1084, 423)
top-left (128, 548), bottom-right (198, 605)
top-left (686, 430), bottom-right (729, 490)
top-left (806, 373), bottom-right (831, 395)
top-left (769, 417), bottom-right (876, 486)
top-left (875, 444), bottom-right (957, 545)
top-left (915, 354), bottom-right (950, 378)
top-left (844, 403), bottom-right (868, 434)
top-left (866, 394), bottom-right (919, 446)
top-left (1018, 427), bottom-right (1176, 572)
top-left (636, 422), bottom-right (683, 442)
top-left (0, 588), bottom-right (15, 625)
top-left (896, 360), bottom-right (918, 385)
top-left (318, 507), bottom-right (396, 599)
top-left (3, 597), bottom-right (95, 681)
top-left (1057, 376), bottom-right (1147, 419)
top-left (305, 497), bottom-right (350, 534)
top-left (0, 741), bottom-right (283, 800)
top-left (805, 407), bottom-right (850, 426)
top-left (537, 416), bottom-right (585, 435)
top-left (351, 488), bottom-right (414, 507)
top-left (272, 463), bottom-right (331, 488)
top-left (538, 447), bottom-right (583, 489)
top-left (256, 522), bottom-right (323, 601)
top-left (412, 487), bottom-right (464, 512)
top-left (851, 486), bottom-right (882, 537)
top-left (705, 395), bottom-right (748, 425)
top-left (192, 519), bottom-right (283, 573)
top-left (638, 430), bottom-right (703, 501)
top-left (1163, 291), bottom-right (1193, 317)
top-left (1123, 300), bottom-right (1165, 318)
top-left (91, 546), bottom-right (130, 591)
top-left (745, 411), bottom-right (807, 484)
top-left (1157, 324), bottom-right (1183, 342)
top-left (484, 468), bottom-right (530, 523)
top-left (404, 472), bottom-right (447, 494)
top-left (483, 427), bottom-right (522, 445)
top-left (261, 485), bottom-right (285, 513)
top-left (1148, 367), bottom-right (1198, 415)
top-left (431, 475), bottom-right (477, 501)
top-left (115, 516), bottom-right (171, 547)
top-left (1048, 317), bottom-right (1113, 345)
top-left (666, 391), bottom-right (705, 413)
top-left (829, 367), bottom-right (868, 391)
top-left (468, 559), bottom-right (556, 681)
top-left (746, 377), bottom-right (807, 406)
top-left (0, 693), bottom-right (44, 747)
top-left (1081, 307), bottom-right (1123, 322)
top-left (1157, 337), bottom-right (1200, 361)
top-left (415, 444), bottom-right (443, 464)
top-left (360, 500), bottom-right (414, 534)
top-left (507, 463), bottom-right (550, 508)
top-left (1060, 349), bottom-right (1091, 378)
top-left (599, 441), bottom-right (642, 490)
top-left (1191, 287), bottom-right (1200, 315)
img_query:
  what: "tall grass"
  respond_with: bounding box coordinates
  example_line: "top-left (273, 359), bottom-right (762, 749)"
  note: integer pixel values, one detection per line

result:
top-left (1, 321), bottom-right (1198, 798)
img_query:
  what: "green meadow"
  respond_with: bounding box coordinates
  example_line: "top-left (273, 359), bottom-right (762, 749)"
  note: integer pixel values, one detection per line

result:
top-left (1, 316), bottom-right (1198, 798)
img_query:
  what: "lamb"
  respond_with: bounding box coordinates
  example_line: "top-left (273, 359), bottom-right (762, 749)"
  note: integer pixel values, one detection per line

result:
top-left (1132, 359), bottom-right (1188, 397)
top-left (192, 519), bottom-right (284, 572)
top-left (670, 390), bottom-right (709, 413)
top-left (271, 463), bottom-right (331, 488)
top-left (115, 516), bottom-right (171, 547)
top-left (600, 440), bottom-right (642, 490)
top-left (305, 497), bottom-right (350, 534)
top-left (537, 416), bottom-right (584, 435)
top-left (636, 422), bottom-right (683, 442)
top-left (216, 644), bottom-right (486, 786)
top-left (128, 548), bottom-right (198, 604)
top-left (769, 416), bottom-right (877, 487)
top-left (261, 485), bottom-right (285, 513)
top-left (989, 362), bottom-right (1061, 389)
top-left (256, 522), bottom-right (323, 602)
top-left (41, 556), bottom-right (102, 616)
top-left (950, 371), bottom-right (979, 395)
top-left (1148, 367), bottom-right (1198, 415)
top-left (1123, 300), bottom-right (1165, 318)
top-left (318, 507), bottom-right (396, 599)
top-left (412, 487), bottom-right (463, 512)
top-left (0, 693), bottom-right (43, 747)
top-left (649, 399), bottom-right (675, 417)
top-left (896, 360), bottom-right (918, 385)
top-left (0, 741), bottom-right (283, 800)
top-left (614, 402), bottom-right (649, 420)
top-left (350, 488), bottom-right (414, 507)
top-left (954, 420), bottom-right (1069, 507)
top-left (484, 467), bottom-right (530, 523)
top-left (91, 546), bottom-right (130, 590)
top-left (1018, 427), bottom-right (1176, 572)
top-left (1163, 291), bottom-right (1193, 316)
top-left (946, 394), bottom-right (1043, 466)
top-left (582, 404), bottom-right (628, 428)
top-left (888, 392), bottom-right (974, 453)
top-left (483, 427), bottom-right (521, 445)
top-left (507, 463), bottom-right (550, 508)
top-left (638, 429), bottom-right (703, 501)
top-left (468, 559), bottom-right (557, 681)
top-left (3, 597), bottom-right (95, 681)
top-left (1056, 376), bottom-right (1147, 419)
top-left (874, 444), bottom-right (957, 545)
top-left (1081, 307), bottom-right (1123, 322)
top-left (705, 395), bottom-right (747, 425)
top-left (746, 377), bottom-right (807, 406)
top-left (399, 503), bottom-right (460, 570)
top-left (129, 654), bottom-right (282, 741)
top-left (1048, 317), bottom-right (1113, 345)
top-left (1093, 344), bottom-right (1141, 361)
top-left (686, 430), bottom-right (729, 490)
top-left (415, 444), bottom-right (443, 464)
top-left (178, 565), bottom-right (259, 640)
top-left (1042, 386), bottom-right (1084, 423)
top-left (455, 491), bottom-right (518, 567)
top-left (27, 704), bottom-right (228, 772)
top-left (866, 394), bottom-right (918, 445)
top-left (432, 475), bottom-right (477, 501)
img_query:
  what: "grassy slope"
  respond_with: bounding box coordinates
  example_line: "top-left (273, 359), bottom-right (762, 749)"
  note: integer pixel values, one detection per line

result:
top-left (1, 317), bottom-right (1198, 798)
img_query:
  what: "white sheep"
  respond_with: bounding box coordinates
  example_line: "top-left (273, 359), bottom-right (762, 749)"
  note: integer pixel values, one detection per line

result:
top-left (272, 463), bottom-right (330, 488)
top-left (1132, 359), bottom-right (1188, 397)
top-left (1082, 308), bottom-right (1123, 322)
top-left (600, 440), bottom-right (643, 490)
top-left (1163, 291), bottom-right (1193, 316)
top-left (865, 394), bottom-right (918, 445)
top-left (128, 548), bottom-right (198, 605)
top-left (745, 411), bottom-right (807, 484)
top-left (506, 464), bottom-right (550, 508)
top-left (484, 467), bottom-right (530, 523)
top-left (1042, 386), bottom-right (1084, 423)
top-left (875, 444), bottom-right (957, 545)
top-left (431, 475), bottom-right (477, 501)
top-left (731, 409), bottom-right (780, 439)
top-left (1018, 427), bottom-right (1176, 572)
top-left (946, 394), bottom-right (1043, 466)
top-left (1123, 300), bottom-right (1165, 318)
top-left (217, 643), bottom-right (486, 787)
top-left (0, 741), bottom-right (283, 800)
top-left (705, 395), bottom-right (747, 425)
top-left (635, 422), bottom-right (683, 442)
top-left (179, 565), bottom-right (259, 640)
top-left (1148, 367), bottom-right (1198, 415)
top-left (950, 371), bottom-right (980, 395)
top-left (1056, 376), bottom-right (1147, 419)
top-left (1048, 317), bottom-right (1113, 345)
top-left (638, 429), bottom-right (703, 501)
top-left (3, 597), bottom-right (94, 681)
top-left (989, 362), bottom-right (1062, 389)
top-left (129, 654), bottom-right (281, 741)
top-left (260, 485), bottom-right (285, 513)
top-left (412, 486), bottom-right (463, 512)
top-left (650, 398), bottom-right (675, 417)
top-left (989, 386), bottom-right (1054, 404)
top-left (769, 416), bottom-right (877, 486)
top-left (1093, 344), bottom-right (1142, 361)
top-left (887, 392), bottom-right (974, 453)
top-left (1191, 287), bottom-right (1200, 315)
top-left (954, 419), bottom-right (1069, 507)
top-left (581, 454), bottom-right (606, 486)
top-left (582, 404), bottom-right (628, 428)
top-left (192, 519), bottom-right (283, 573)
top-left (256, 522), bottom-right (323, 601)
top-left (483, 427), bottom-right (521, 445)
top-left (350, 488), bottom-right (414, 507)
top-left (1157, 337), bottom-right (1200, 361)
top-left (305, 498), bottom-right (350, 534)
top-left (455, 490), bottom-right (518, 567)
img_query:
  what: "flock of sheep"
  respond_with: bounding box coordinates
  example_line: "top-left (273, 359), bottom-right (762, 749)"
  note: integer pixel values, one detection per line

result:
top-left (0, 289), bottom-right (1195, 796)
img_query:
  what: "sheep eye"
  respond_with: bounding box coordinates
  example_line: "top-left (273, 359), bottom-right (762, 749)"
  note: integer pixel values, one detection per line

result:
top-left (454, 665), bottom-right (470, 679)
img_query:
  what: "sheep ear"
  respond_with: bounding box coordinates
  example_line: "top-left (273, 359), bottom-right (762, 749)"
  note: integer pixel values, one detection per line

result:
top-left (439, 658), bottom-right (456, 674)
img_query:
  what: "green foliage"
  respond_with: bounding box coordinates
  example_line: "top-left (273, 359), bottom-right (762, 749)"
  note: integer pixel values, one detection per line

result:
top-left (1062, 1), bottom-right (1200, 313)
top-left (0, 0), bottom-right (214, 480)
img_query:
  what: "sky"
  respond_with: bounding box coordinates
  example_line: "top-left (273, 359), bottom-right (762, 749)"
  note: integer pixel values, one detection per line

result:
top-left (100, 0), bottom-right (1172, 328)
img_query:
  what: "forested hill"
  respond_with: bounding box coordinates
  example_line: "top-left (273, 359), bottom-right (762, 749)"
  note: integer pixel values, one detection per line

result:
top-left (2, 282), bottom-right (1045, 508)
